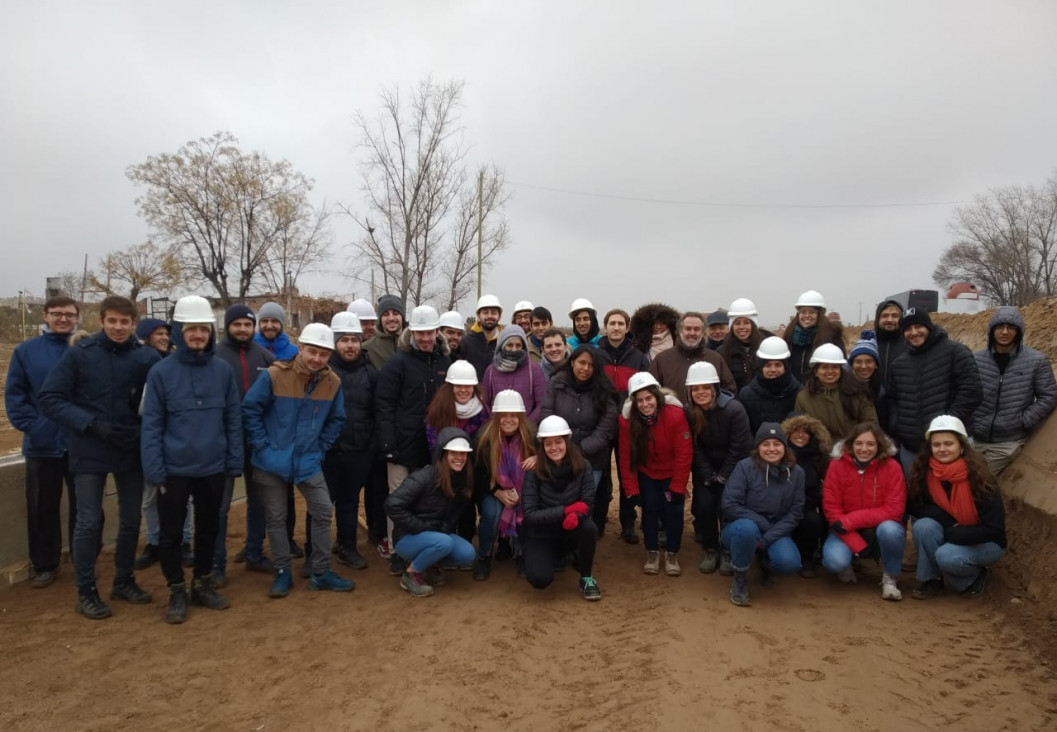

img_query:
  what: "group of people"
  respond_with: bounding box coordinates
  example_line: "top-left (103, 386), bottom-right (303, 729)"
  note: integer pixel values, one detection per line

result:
top-left (6, 288), bottom-right (1053, 618)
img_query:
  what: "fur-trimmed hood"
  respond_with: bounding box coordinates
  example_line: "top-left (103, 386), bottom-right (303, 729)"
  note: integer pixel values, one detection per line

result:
top-left (621, 387), bottom-right (682, 419)
top-left (630, 302), bottom-right (680, 354)
top-left (397, 326), bottom-right (452, 356)
top-left (780, 413), bottom-right (833, 454)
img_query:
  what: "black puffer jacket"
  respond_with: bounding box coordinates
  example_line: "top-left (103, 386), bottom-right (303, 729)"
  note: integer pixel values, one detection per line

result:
top-left (873, 299), bottom-right (907, 384)
top-left (384, 428), bottom-right (472, 545)
top-left (736, 372), bottom-right (802, 433)
top-left (686, 389), bottom-right (754, 486)
top-left (375, 329), bottom-right (452, 468)
top-left (522, 461), bottom-right (596, 540)
top-left (540, 371), bottom-right (618, 469)
top-left (328, 352), bottom-right (378, 454)
top-left (885, 326), bottom-right (982, 452)
top-left (972, 307), bottom-right (1057, 442)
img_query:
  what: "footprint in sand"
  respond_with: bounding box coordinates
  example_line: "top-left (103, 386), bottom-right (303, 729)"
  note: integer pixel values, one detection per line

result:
top-left (795, 669), bottom-right (826, 682)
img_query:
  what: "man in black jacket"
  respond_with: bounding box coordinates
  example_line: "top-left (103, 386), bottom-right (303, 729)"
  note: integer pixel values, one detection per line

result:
top-left (873, 299), bottom-right (906, 384)
top-left (460, 294), bottom-right (504, 379)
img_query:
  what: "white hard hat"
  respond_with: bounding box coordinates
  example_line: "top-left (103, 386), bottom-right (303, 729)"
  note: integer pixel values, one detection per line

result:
top-left (172, 295), bottom-right (215, 325)
top-left (795, 290), bottom-right (827, 310)
top-left (926, 415), bottom-right (968, 439)
top-left (685, 361), bottom-right (720, 386)
top-left (491, 389), bottom-right (526, 413)
top-left (568, 298), bottom-right (596, 319)
top-left (537, 415), bottom-right (572, 438)
top-left (627, 371), bottom-right (660, 395)
top-left (330, 311), bottom-right (363, 335)
top-left (299, 323), bottom-right (335, 350)
top-left (445, 360), bottom-right (478, 386)
top-left (476, 294), bottom-right (502, 312)
top-left (757, 336), bottom-right (791, 361)
top-left (346, 298), bottom-right (377, 321)
top-left (513, 300), bottom-right (534, 314)
top-left (443, 437), bottom-right (473, 453)
top-left (809, 343), bottom-right (846, 365)
top-left (438, 311), bottom-right (465, 331)
top-left (408, 305), bottom-right (440, 331)
top-left (727, 298), bottom-right (759, 325)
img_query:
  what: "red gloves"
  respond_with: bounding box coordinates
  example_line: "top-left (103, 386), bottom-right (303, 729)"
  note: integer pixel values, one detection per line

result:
top-left (564, 501), bottom-right (588, 516)
top-left (562, 512), bottom-right (580, 530)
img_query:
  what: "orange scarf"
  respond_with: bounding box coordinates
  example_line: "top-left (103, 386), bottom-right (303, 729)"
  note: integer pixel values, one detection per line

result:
top-left (926, 457), bottom-right (980, 526)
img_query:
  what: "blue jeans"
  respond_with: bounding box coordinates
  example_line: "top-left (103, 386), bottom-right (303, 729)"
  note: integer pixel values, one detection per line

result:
top-left (639, 474), bottom-right (685, 552)
top-left (477, 494), bottom-right (503, 559)
top-left (721, 518), bottom-right (801, 574)
top-left (912, 517), bottom-right (1006, 592)
top-left (395, 532), bottom-right (476, 573)
top-left (143, 482), bottom-right (191, 546)
top-left (821, 520), bottom-right (906, 577)
top-left (72, 471), bottom-right (143, 592)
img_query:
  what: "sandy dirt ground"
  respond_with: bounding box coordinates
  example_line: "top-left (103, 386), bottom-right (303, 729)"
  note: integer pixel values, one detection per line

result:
top-left (1, 496), bottom-right (1055, 732)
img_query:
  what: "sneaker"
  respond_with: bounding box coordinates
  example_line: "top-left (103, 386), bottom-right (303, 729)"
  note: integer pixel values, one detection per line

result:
top-left (110, 580), bottom-right (153, 604)
top-left (336, 546), bottom-right (368, 570)
top-left (426, 566), bottom-right (448, 586)
top-left (473, 557), bottom-right (492, 581)
top-left (376, 538), bottom-right (393, 559)
top-left (299, 562), bottom-right (312, 579)
top-left (209, 569), bottom-right (227, 589)
top-left (664, 552), bottom-right (682, 577)
top-left (181, 543), bottom-right (194, 568)
top-left (698, 549), bottom-right (720, 574)
top-left (881, 573), bottom-right (903, 602)
top-left (836, 565), bottom-right (858, 584)
top-left (911, 578), bottom-right (945, 600)
top-left (718, 551), bottom-right (734, 576)
top-left (620, 524), bottom-right (639, 545)
top-left (76, 587), bottom-right (112, 620)
top-left (799, 559), bottom-right (818, 579)
top-left (643, 550), bottom-right (661, 575)
top-left (134, 544), bottom-right (159, 570)
top-left (961, 568), bottom-right (989, 599)
top-left (289, 540), bottom-right (305, 559)
top-left (165, 582), bottom-right (188, 624)
top-left (388, 555), bottom-right (406, 577)
top-left (31, 569), bottom-right (57, 589)
top-left (234, 546), bottom-right (248, 564)
top-left (730, 571), bottom-right (752, 607)
top-left (579, 576), bottom-right (602, 601)
top-left (268, 569), bottom-right (292, 598)
top-left (191, 576), bottom-right (231, 610)
top-left (245, 557), bottom-right (274, 574)
top-left (308, 570), bottom-right (355, 592)
top-left (400, 571), bottom-right (434, 598)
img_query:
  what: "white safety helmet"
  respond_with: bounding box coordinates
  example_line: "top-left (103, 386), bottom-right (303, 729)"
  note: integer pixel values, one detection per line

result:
top-left (172, 295), bottom-right (215, 325)
top-left (568, 298), bottom-right (596, 319)
top-left (727, 298), bottom-right (759, 325)
top-left (330, 311), bottom-right (363, 335)
top-left (299, 323), bottom-right (336, 350)
top-left (443, 437), bottom-right (474, 453)
top-left (537, 415), bottom-right (572, 438)
top-left (925, 415), bottom-right (968, 439)
top-left (408, 305), bottom-right (440, 332)
top-left (346, 298), bottom-right (377, 321)
top-left (476, 294), bottom-right (502, 313)
top-left (513, 300), bottom-right (534, 314)
top-left (685, 361), bottom-right (720, 386)
top-left (795, 290), bottom-right (827, 310)
top-left (809, 343), bottom-right (846, 366)
top-left (438, 311), bottom-right (465, 331)
top-left (627, 371), bottom-right (660, 395)
top-left (445, 360), bottom-right (478, 386)
top-left (756, 336), bottom-right (791, 361)
top-left (491, 389), bottom-right (526, 413)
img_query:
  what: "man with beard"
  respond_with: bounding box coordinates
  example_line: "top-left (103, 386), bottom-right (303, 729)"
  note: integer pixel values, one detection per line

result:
top-left (460, 294), bottom-right (504, 379)
top-left (438, 311), bottom-right (466, 360)
top-left (363, 294), bottom-right (405, 370)
top-left (347, 299), bottom-right (378, 340)
top-left (511, 300), bottom-right (534, 334)
top-left (253, 302), bottom-right (299, 360)
top-left (649, 312), bottom-right (737, 394)
top-left (873, 299), bottom-right (906, 384)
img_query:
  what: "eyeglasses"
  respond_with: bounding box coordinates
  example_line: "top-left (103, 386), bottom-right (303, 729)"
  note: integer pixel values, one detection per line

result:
top-left (46, 312), bottom-right (78, 320)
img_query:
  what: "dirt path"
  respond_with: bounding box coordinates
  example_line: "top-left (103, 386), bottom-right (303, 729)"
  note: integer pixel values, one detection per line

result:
top-left (0, 499), bottom-right (1053, 732)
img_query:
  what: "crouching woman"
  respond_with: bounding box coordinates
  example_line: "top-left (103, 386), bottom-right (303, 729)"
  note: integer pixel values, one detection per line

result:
top-left (522, 416), bottom-right (602, 601)
top-left (384, 427), bottom-right (476, 598)
top-left (721, 423), bottom-right (805, 607)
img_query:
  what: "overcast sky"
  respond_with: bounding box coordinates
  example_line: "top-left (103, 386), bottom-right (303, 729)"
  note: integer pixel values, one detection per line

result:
top-left (3, 1), bottom-right (1056, 328)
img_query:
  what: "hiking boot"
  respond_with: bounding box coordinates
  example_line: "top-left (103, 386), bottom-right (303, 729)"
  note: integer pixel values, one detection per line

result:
top-left (336, 546), bottom-right (368, 570)
top-left (836, 565), bottom-right (858, 584)
top-left (308, 570), bottom-right (355, 592)
top-left (718, 551), bottom-right (734, 576)
top-left (799, 558), bottom-right (818, 579)
top-left (664, 552), bottom-right (682, 577)
top-left (76, 587), bottom-right (112, 620)
top-left (473, 557), bottom-right (492, 581)
top-left (579, 576), bottom-right (602, 601)
top-left (643, 550), bottom-right (661, 575)
top-left (234, 546), bottom-right (248, 564)
top-left (730, 571), bottom-right (752, 607)
top-left (376, 538), bottom-right (393, 559)
top-left (757, 550), bottom-right (775, 588)
top-left (245, 557), bottom-right (274, 574)
top-left (134, 544), bottom-right (159, 570)
top-left (911, 578), bottom-right (944, 600)
top-left (495, 537), bottom-right (513, 561)
top-left (191, 576), bottom-right (231, 610)
top-left (181, 543), bottom-right (194, 568)
top-left (388, 555), bottom-right (406, 577)
top-left (268, 569), bottom-right (292, 598)
top-left (31, 569), bottom-right (57, 589)
top-left (165, 583), bottom-right (188, 624)
top-left (289, 540), bottom-right (305, 559)
top-left (426, 566), bottom-right (447, 586)
top-left (400, 571), bottom-right (434, 598)
top-left (299, 562), bottom-right (312, 579)
top-left (698, 549), bottom-right (720, 574)
top-left (110, 580), bottom-right (152, 604)
top-left (209, 569), bottom-right (227, 589)
top-left (881, 573), bottom-right (903, 602)
top-left (620, 523), bottom-right (639, 544)
top-left (961, 568), bottom-right (988, 599)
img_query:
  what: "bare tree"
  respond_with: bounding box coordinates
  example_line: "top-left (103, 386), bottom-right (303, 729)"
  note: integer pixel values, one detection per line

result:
top-left (90, 240), bottom-right (183, 303)
top-left (54, 270), bottom-right (86, 300)
top-left (258, 200), bottom-right (334, 295)
top-left (345, 79), bottom-right (511, 309)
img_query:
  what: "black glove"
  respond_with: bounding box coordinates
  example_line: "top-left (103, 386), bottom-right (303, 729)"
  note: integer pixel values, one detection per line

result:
top-left (831, 520), bottom-right (847, 535)
top-left (88, 421), bottom-right (138, 449)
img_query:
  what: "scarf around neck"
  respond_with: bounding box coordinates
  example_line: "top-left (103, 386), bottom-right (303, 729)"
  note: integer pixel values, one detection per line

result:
top-left (926, 457), bottom-right (981, 526)
top-left (792, 324), bottom-right (817, 347)
top-left (649, 330), bottom-right (673, 359)
top-left (455, 396), bottom-right (484, 420)
top-left (494, 348), bottom-right (526, 372)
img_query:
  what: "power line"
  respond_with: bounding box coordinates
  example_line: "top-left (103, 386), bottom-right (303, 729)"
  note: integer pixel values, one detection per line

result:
top-left (507, 180), bottom-right (969, 210)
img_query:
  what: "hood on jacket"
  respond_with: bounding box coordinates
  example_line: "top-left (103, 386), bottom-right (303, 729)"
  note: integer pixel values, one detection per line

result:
top-left (630, 302), bottom-right (680, 351)
top-left (432, 426), bottom-right (472, 463)
top-left (169, 321), bottom-right (216, 362)
top-left (781, 413), bottom-right (833, 455)
top-left (621, 387), bottom-right (682, 419)
top-left (873, 299), bottom-right (904, 341)
top-left (398, 326), bottom-right (452, 355)
top-left (136, 318), bottom-right (170, 341)
top-left (987, 306), bottom-right (1025, 352)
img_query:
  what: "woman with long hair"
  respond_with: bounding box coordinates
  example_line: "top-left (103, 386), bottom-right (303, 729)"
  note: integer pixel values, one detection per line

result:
top-left (471, 390), bottom-right (537, 581)
top-left (384, 428), bottom-right (476, 598)
top-left (907, 415), bottom-right (1006, 599)
top-left (619, 372), bottom-right (693, 577)
top-left (719, 298), bottom-right (765, 391)
top-left (783, 290), bottom-right (845, 382)
top-left (425, 360), bottom-right (490, 449)
top-left (522, 416), bottom-right (602, 601)
top-left (794, 344), bottom-right (876, 442)
top-left (821, 423), bottom-right (907, 601)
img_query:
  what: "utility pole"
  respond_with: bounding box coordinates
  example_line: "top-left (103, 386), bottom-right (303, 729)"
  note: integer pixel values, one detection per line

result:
top-left (476, 169), bottom-right (483, 299)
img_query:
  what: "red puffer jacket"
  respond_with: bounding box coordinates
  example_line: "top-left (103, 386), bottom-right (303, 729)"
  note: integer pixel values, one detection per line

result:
top-left (618, 397), bottom-right (693, 497)
top-left (822, 450), bottom-right (907, 553)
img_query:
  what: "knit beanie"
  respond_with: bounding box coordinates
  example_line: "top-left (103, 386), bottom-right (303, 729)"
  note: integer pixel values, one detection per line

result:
top-left (848, 329), bottom-right (880, 364)
top-left (257, 302), bottom-right (286, 326)
top-left (135, 318), bottom-right (170, 341)
top-left (898, 307), bottom-right (932, 332)
top-left (754, 422), bottom-right (789, 448)
top-left (377, 294), bottom-right (406, 319)
top-left (225, 304), bottom-right (256, 329)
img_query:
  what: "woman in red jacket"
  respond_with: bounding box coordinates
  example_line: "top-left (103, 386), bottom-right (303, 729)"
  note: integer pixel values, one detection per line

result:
top-left (619, 372), bottom-right (693, 576)
top-left (821, 423), bottom-right (907, 601)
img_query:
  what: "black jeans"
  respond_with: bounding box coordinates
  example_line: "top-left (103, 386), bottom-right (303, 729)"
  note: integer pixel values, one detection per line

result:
top-left (639, 474), bottom-right (685, 553)
top-left (25, 456), bottom-right (75, 573)
top-left (321, 450), bottom-right (373, 550)
top-left (691, 479), bottom-right (724, 550)
top-left (159, 474), bottom-right (224, 585)
top-left (365, 457), bottom-right (388, 544)
top-left (523, 520), bottom-right (598, 590)
top-left (793, 507), bottom-right (828, 562)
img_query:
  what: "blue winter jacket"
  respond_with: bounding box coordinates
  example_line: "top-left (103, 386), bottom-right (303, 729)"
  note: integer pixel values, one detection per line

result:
top-left (721, 456), bottom-right (805, 547)
top-left (38, 331), bottom-right (161, 472)
top-left (253, 330), bottom-right (299, 361)
top-left (140, 324), bottom-right (244, 485)
top-left (242, 357), bottom-right (345, 484)
top-left (5, 331), bottom-right (71, 458)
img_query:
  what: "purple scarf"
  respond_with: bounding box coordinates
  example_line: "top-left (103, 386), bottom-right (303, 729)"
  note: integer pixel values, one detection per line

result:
top-left (497, 434), bottom-right (526, 538)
